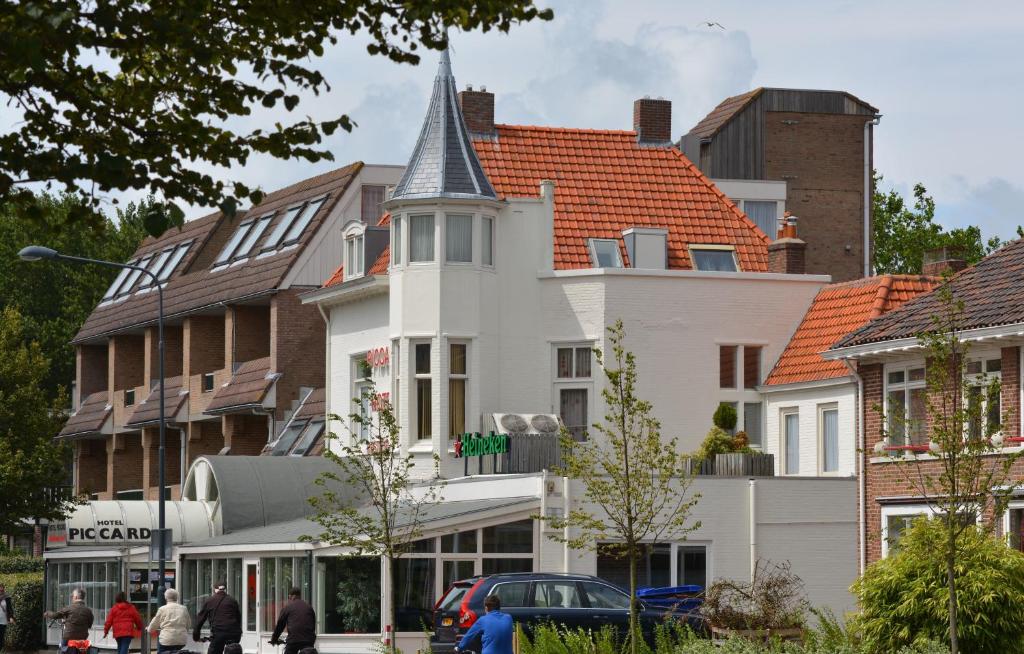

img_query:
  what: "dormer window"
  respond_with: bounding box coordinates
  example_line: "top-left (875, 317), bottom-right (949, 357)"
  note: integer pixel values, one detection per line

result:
top-left (589, 239), bottom-right (623, 269)
top-left (690, 246), bottom-right (738, 272)
top-left (345, 232), bottom-right (365, 280)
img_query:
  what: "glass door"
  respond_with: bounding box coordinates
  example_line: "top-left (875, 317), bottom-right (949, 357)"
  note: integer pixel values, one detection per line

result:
top-left (241, 561), bottom-right (260, 654)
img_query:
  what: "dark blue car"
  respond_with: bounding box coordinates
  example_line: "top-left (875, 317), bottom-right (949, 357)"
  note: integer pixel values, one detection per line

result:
top-left (429, 573), bottom-right (705, 654)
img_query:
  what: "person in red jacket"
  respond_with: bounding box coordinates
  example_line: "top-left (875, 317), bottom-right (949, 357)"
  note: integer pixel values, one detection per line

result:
top-left (104, 593), bottom-right (143, 654)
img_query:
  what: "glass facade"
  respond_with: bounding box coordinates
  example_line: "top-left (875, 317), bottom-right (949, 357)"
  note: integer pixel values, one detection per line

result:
top-left (179, 557), bottom-right (243, 619)
top-left (261, 556), bottom-right (311, 633)
top-left (47, 561), bottom-right (120, 624)
top-left (317, 557), bottom-right (381, 634)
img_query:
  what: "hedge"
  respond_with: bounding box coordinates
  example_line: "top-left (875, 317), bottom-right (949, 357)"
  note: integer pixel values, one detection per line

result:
top-left (0, 556), bottom-right (43, 574)
top-left (0, 574), bottom-right (44, 651)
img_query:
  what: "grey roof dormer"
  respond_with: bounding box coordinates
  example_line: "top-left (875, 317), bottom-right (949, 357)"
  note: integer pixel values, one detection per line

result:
top-left (391, 49), bottom-right (497, 202)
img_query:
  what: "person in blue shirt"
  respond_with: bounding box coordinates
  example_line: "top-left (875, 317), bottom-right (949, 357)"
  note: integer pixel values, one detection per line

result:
top-left (456, 594), bottom-right (513, 654)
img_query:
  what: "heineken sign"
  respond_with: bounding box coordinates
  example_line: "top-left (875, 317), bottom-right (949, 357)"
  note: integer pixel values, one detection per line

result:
top-left (454, 432), bottom-right (509, 458)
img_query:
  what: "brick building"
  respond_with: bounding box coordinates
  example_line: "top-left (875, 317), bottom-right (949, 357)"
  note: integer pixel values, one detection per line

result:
top-left (825, 245), bottom-right (1024, 565)
top-left (57, 162), bottom-right (403, 500)
top-left (681, 88), bottom-right (880, 282)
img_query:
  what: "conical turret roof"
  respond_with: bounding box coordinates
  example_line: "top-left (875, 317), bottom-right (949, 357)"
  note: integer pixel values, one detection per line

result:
top-left (391, 50), bottom-right (497, 202)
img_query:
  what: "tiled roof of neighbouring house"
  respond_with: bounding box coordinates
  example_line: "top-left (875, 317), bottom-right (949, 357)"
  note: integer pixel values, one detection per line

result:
top-left (124, 376), bottom-right (188, 427)
top-left (58, 391), bottom-right (112, 439)
top-left (205, 357), bottom-right (279, 413)
top-left (687, 89), bottom-right (763, 139)
top-left (765, 275), bottom-right (938, 386)
top-left (834, 240), bottom-right (1024, 350)
top-left (72, 162), bottom-right (362, 344)
top-left (472, 125), bottom-right (770, 271)
top-left (293, 387), bottom-right (326, 421)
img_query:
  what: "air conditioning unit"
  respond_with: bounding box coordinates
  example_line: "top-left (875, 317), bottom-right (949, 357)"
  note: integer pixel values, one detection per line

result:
top-left (490, 413), bottom-right (562, 435)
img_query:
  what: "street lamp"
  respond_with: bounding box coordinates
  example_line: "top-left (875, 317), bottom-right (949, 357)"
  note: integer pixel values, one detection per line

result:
top-left (19, 245), bottom-right (170, 605)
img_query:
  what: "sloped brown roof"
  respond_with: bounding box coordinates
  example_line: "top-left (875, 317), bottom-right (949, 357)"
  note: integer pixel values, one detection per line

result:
top-left (205, 357), bottom-right (279, 413)
top-left (834, 240), bottom-right (1024, 349)
top-left (688, 88), bottom-right (763, 139)
top-left (765, 275), bottom-right (938, 386)
top-left (58, 391), bottom-right (112, 440)
top-left (124, 376), bottom-right (189, 426)
top-left (293, 387), bottom-right (325, 420)
top-left (73, 163), bottom-right (363, 343)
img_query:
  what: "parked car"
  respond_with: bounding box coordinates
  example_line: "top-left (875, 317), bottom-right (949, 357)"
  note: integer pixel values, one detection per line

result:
top-left (429, 573), bottom-right (705, 653)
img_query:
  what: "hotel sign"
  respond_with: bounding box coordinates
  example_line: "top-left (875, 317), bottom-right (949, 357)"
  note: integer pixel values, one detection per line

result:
top-left (454, 432), bottom-right (510, 458)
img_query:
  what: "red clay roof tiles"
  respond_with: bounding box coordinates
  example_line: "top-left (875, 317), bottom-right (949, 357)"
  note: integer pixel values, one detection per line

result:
top-left (765, 275), bottom-right (938, 386)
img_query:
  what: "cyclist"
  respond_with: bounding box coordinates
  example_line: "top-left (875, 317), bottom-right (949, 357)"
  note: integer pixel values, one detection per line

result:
top-left (45, 588), bottom-right (94, 653)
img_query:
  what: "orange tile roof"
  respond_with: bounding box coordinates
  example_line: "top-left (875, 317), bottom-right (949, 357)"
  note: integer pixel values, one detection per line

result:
top-left (473, 125), bottom-right (770, 271)
top-left (764, 275), bottom-right (939, 386)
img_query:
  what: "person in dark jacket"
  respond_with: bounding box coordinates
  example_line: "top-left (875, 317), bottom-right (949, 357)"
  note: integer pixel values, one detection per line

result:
top-left (269, 588), bottom-right (316, 654)
top-left (0, 583), bottom-right (15, 652)
top-left (45, 588), bottom-right (95, 651)
top-left (103, 593), bottom-right (143, 654)
top-left (193, 582), bottom-right (241, 654)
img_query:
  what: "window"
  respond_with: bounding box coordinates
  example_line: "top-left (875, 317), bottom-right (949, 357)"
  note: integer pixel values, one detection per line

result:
top-left (482, 217), bottom-right (494, 266)
top-left (966, 358), bottom-right (1002, 440)
top-left (117, 254), bottom-right (153, 297)
top-left (180, 558), bottom-right (242, 621)
top-left (272, 419), bottom-right (308, 455)
top-left (555, 345), bottom-right (591, 442)
top-left (392, 217), bottom-right (403, 266)
top-left (137, 247), bottom-right (174, 288)
top-left (719, 346), bottom-right (737, 389)
top-left (261, 556), bottom-right (310, 633)
top-left (597, 543), bottom-right (671, 589)
top-left (449, 343), bottom-right (467, 439)
top-left (361, 185), bottom-right (386, 223)
top-left (101, 263), bottom-right (136, 301)
top-left (691, 247), bottom-right (738, 272)
top-left (533, 581), bottom-right (583, 608)
top-left (816, 405), bottom-right (839, 473)
top-left (290, 420), bottom-right (325, 456)
top-left (483, 519), bottom-right (533, 553)
top-left (263, 206), bottom-right (303, 251)
top-left (261, 196), bottom-right (327, 252)
top-left (582, 582), bottom-right (630, 609)
top-left (215, 214), bottom-right (274, 267)
top-left (214, 221), bottom-right (255, 265)
top-left (317, 557), bottom-right (380, 634)
top-left (885, 365), bottom-right (926, 446)
top-left (1006, 505), bottom-right (1024, 553)
top-left (415, 343), bottom-right (431, 440)
top-left (489, 582), bottom-right (530, 608)
top-left (560, 389), bottom-right (588, 442)
top-left (446, 214), bottom-right (473, 263)
top-left (556, 347), bottom-right (591, 379)
top-left (589, 239), bottom-right (623, 268)
top-left (156, 242), bottom-right (192, 282)
top-left (202, 373), bottom-right (215, 392)
top-left (410, 214), bottom-right (435, 262)
top-left (743, 200), bottom-right (778, 237)
top-left (346, 234), bottom-right (365, 279)
top-left (743, 402), bottom-right (762, 448)
top-left (285, 196), bottom-right (326, 245)
top-left (677, 545), bottom-right (708, 588)
top-left (783, 409), bottom-right (800, 475)
top-left (744, 346), bottom-right (762, 389)
top-left (881, 506), bottom-right (930, 557)
top-left (441, 530), bottom-right (477, 553)
top-left (125, 389), bottom-right (135, 406)
top-left (393, 558), bottom-right (434, 631)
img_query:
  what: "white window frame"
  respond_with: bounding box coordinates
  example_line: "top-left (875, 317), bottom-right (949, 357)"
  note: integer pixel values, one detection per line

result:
top-left (481, 216), bottom-right (495, 267)
top-left (689, 244), bottom-right (739, 272)
top-left (883, 362), bottom-right (927, 447)
top-left (345, 233), bottom-right (365, 280)
top-left (1002, 499), bottom-right (1024, 551)
top-left (718, 344), bottom-right (764, 448)
top-left (409, 213), bottom-right (437, 264)
top-left (818, 403), bottom-right (840, 476)
top-left (880, 504), bottom-right (980, 558)
top-left (588, 239), bottom-right (623, 269)
top-left (447, 340), bottom-right (469, 441)
top-left (553, 343), bottom-right (594, 441)
top-left (412, 340), bottom-right (433, 441)
top-left (445, 213), bottom-right (474, 264)
top-left (964, 355), bottom-right (1002, 440)
top-left (352, 354), bottom-right (373, 441)
top-left (392, 216), bottom-right (403, 267)
top-left (781, 407), bottom-right (800, 475)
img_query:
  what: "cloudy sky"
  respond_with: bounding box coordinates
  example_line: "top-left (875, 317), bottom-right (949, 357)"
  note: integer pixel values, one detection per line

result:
top-left (48, 0), bottom-right (1024, 239)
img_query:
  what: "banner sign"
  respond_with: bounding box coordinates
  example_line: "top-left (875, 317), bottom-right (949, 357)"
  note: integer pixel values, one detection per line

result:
top-left (454, 432), bottom-right (510, 459)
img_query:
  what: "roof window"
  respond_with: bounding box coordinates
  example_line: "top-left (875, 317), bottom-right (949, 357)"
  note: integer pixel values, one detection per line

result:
top-left (690, 246), bottom-right (738, 272)
top-left (589, 239), bottom-right (623, 269)
top-left (214, 213), bottom-right (274, 267)
top-left (138, 240), bottom-right (194, 290)
top-left (261, 195), bottom-right (328, 252)
top-left (113, 253), bottom-right (153, 298)
top-left (101, 263), bottom-right (136, 302)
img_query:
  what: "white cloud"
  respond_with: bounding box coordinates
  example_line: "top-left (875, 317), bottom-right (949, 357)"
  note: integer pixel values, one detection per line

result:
top-left (935, 177), bottom-right (1024, 241)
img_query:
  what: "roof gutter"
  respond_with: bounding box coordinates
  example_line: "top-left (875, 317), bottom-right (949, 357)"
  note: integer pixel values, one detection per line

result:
top-left (827, 320), bottom-right (1024, 360)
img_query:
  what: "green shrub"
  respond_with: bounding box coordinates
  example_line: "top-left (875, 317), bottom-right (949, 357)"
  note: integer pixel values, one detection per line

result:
top-left (694, 427), bottom-right (738, 461)
top-left (0, 555), bottom-right (44, 574)
top-left (1, 576), bottom-right (44, 651)
top-left (713, 404), bottom-right (737, 431)
top-left (852, 519), bottom-right (1024, 654)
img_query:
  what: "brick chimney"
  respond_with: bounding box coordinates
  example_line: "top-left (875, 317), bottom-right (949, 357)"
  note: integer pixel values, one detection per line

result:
top-left (457, 85), bottom-right (495, 136)
top-left (768, 212), bottom-right (807, 274)
top-left (633, 97), bottom-right (672, 144)
top-left (922, 247), bottom-right (968, 277)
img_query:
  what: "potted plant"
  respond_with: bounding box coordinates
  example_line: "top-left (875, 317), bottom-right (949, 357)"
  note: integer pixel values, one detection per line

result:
top-left (701, 560), bottom-right (809, 642)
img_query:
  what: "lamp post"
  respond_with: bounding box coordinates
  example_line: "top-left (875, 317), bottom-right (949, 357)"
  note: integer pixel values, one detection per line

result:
top-left (19, 245), bottom-right (169, 605)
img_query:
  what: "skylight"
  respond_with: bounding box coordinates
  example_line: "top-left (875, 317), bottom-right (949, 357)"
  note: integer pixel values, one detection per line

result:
top-left (138, 241), bottom-right (194, 290)
top-left (691, 247), bottom-right (738, 272)
top-left (261, 195), bottom-right (328, 252)
top-left (157, 242), bottom-right (192, 282)
top-left (214, 213), bottom-right (275, 269)
top-left (116, 254), bottom-right (153, 297)
top-left (589, 239), bottom-right (623, 268)
top-left (101, 263), bottom-right (136, 301)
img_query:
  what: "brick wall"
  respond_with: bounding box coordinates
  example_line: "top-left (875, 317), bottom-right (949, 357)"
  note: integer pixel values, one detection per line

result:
top-left (111, 432), bottom-right (145, 492)
top-left (767, 239), bottom-right (807, 274)
top-left (633, 98), bottom-right (672, 144)
top-left (862, 349), bottom-right (1024, 564)
top-left (229, 305), bottom-right (271, 367)
top-left (765, 112), bottom-right (871, 282)
top-left (222, 414), bottom-right (270, 455)
top-left (77, 344), bottom-right (108, 405)
top-left (271, 290), bottom-right (326, 421)
top-left (184, 314), bottom-right (225, 379)
top-left (142, 427), bottom-right (183, 499)
top-left (109, 334), bottom-right (145, 391)
top-left (187, 421), bottom-right (224, 467)
top-left (145, 325), bottom-right (184, 383)
top-left (76, 439), bottom-right (108, 495)
top-left (457, 89), bottom-right (495, 135)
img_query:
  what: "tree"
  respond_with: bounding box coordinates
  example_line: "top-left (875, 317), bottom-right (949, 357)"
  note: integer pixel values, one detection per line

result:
top-left (0, 1), bottom-right (553, 236)
top-left (0, 306), bottom-right (78, 536)
top-left (546, 320), bottom-right (701, 654)
top-left (872, 172), bottom-right (1011, 274)
top-left (305, 381), bottom-right (444, 653)
top-left (872, 285), bottom-right (1023, 653)
top-left (0, 193), bottom-right (147, 397)
top-left (853, 519), bottom-right (1024, 654)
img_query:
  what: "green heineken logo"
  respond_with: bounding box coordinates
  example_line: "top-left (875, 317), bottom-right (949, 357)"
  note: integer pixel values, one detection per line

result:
top-left (454, 431), bottom-right (509, 458)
